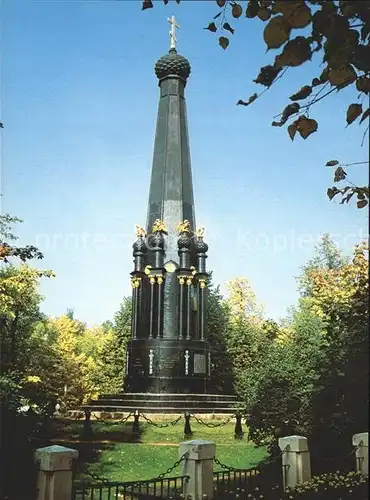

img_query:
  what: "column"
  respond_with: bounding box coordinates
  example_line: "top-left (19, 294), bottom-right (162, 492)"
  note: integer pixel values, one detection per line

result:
top-left (186, 278), bottom-right (192, 340)
top-left (157, 276), bottom-right (164, 337)
top-left (278, 435), bottom-right (311, 491)
top-left (179, 439), bottom-right (216, 500)
top-left (148, 275), bottom-right (156, 338)
top-left (130, 277), bottom-right (140, 339)
top-left (198, 279), bottom-right (206, 340)
top-left (178, 276), bottom-right (185, 338)
top-left (35, 445), bottom-right (79, 500)
top-left (353, 432), bottom-right (368, 475)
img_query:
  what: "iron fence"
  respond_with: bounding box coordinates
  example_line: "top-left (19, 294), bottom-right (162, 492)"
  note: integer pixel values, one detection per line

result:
top-left (72, 475), bottom-right (189, 500)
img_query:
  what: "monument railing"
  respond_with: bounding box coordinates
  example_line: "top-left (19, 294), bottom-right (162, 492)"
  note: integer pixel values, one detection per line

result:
top-left (34, 432), bottom-right (368, 500)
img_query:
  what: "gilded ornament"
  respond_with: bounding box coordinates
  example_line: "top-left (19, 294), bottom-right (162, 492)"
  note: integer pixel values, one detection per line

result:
top-left (178, 276), bottom-right (185, 285)
top-left (152, 219), bottom-right (167, 233)
top-left (157, 276), bottom-right (164, 285)
top-left (144, 265), bottom-right (152, 275)
top-left (135, 225), bottom-right (146, 238)
top-left (190, 266), bottom-right (197, 276)
top-left (149, 275), bottom-right (156, 284)
top-left (196, 226), bottom-right (205, 238)
top-left (131, 277), bottom-right (141, 288)
top-left (199, 279), bottom-right (207, 289)
top-left (186, 278), bottom-right (192, 286)
top-left (177, 219), bottom-right (191, 233)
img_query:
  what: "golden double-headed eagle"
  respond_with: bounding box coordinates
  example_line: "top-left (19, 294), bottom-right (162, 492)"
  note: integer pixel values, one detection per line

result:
top-left (152, 219), bottom-right (167, 233)
top-left (135, 225), bottom-right (146, 238)
top-left (177, 220), bottom-right (192, 233)
top-left (196, 226), bottom-right (205, 238)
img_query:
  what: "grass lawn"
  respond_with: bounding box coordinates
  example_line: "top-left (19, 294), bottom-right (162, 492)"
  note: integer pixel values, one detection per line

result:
top-left (52, 418), bottom-right (268, 482)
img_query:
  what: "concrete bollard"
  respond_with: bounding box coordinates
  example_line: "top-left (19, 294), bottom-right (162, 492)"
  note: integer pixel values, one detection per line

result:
top-left (179, 439), bottom-right (216, 500)
top-left (279, 435), bottom-right (311, 490)
top-left (353, 432), bottom-right (368, 475)
top-left (35, 445), bottom-right (78, 500)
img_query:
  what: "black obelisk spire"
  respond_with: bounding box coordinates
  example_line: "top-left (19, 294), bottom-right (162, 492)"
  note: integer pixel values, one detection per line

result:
top-left (146, 24), bottom-right (195, 264)
top-left (125, 18), bottom-right (211, 395)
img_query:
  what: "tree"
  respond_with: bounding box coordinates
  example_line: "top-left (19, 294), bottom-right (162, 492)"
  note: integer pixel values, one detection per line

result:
top-left (143, 1), bottom-right (370, 207)
top-left (205, 277), bottom-right (234, 394)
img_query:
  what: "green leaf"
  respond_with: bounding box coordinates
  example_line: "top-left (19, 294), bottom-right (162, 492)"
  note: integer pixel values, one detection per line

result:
top-left (334, 167), bottom-right (347, 182)
top-left (142, 0), bottom-right (153, 10)
top-left (237, 93), bottom-right (258, 106)
top-left (357, 199), bottom-right (368, 209)
top-left (257, 7), bottom-right (271, 21)
top-left (295, 115), bottom-right (318, 139)
top-left (360, 108), bottom-right (370, 124)
top-left (328, 65), bottom-right (357, 88)
top-left (263, 16), bottom-right (291, 49)
top-left (223, 22), bottom-right (235, 34)
top-left (219, 36), bottom-right (230, 49)
top-left (205, 22), bottom-right (217, 32)
top-left (346, 103), bottom-right (363, 125)
top-left (288, 123), bottom-right (298, 141)
top-left (289, 85), bottom-right (312, 101)
top-left (253, 65), bottom-right (281, 87)
top-left (275, 36), bottom-right (312, 68)
top-left (231, 3), bottom-right (243, 18)
top-left (325, 160), bottom-right (339, 167)
top-left (246, 0), bottom-right (259, 18)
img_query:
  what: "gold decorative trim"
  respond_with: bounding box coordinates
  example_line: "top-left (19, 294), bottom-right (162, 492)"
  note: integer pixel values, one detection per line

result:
top-left (131, 277), bottom-right (141, 288)
top-left (190, 266), bottom-right (197, 276)
top-left (152, 219), bottom-right (167, 233)
top-left (144, 265), bottom-right (152, 275)
top-left (157, 276), bottom-right (164, 285)
top-left (178, 275), bottom-right (186, 285)
top-left (149, 275), bottom-right (156, 285)
top-left (198, 278), bottom-right (207, 289)
top-left (177, 219), bottom-right (191, 233)
top-left (135, 225), bottom-right (146, 238)
top-left (196, 226), bottom-right (205, 238)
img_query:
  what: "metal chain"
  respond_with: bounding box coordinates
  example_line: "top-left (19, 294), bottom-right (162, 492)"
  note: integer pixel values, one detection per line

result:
top-left (138, 412), bottom-right (183, 428)
top-left (190, 413), bottom-right (234, 428)
top-left (214, 445), bottom-right (290, 472)
top-left (90, 412), bottom-right (134, 425)
top-left (124, 451), bottom-right (190, 488)
top-left (79, 452), bottom-right (190, 488)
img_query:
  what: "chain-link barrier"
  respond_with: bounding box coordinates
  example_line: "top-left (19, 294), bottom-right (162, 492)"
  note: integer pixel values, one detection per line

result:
top-left (190, 413), bottom-right (234, 428)
top-left (213, 444), bottom-right (290, 472)
top-left (79, 451), bottom-right (190, 488)
top-left (138, 412), bottom-right (183, 428)
top-left (90, 411), bottom-right (134, 425)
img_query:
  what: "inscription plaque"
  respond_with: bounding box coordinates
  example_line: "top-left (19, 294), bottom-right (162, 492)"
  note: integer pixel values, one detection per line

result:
top-left (158, 350), bottom-right (179, 376)
top-left (194, 353), bottom-right (206, 374)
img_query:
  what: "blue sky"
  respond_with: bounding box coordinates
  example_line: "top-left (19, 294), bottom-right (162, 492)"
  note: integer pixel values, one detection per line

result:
top-left (1, 0), bottom-right (368, 325)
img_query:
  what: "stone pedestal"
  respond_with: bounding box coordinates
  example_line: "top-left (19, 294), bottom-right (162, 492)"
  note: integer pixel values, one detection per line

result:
top-left (279, 435), bottom-right (311, 490)
top-left (35, 445), bottom-right (78, 500)
top-left (179, 439), bottom-right (216, 500)
top-left (353, 432), bottom-right (368, 475)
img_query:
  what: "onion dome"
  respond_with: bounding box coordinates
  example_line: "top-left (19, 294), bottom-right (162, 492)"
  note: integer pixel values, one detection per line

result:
top-left (155, 49), bottom-right (191, 81)
top-left (194, 237), bottom-right (208, 254)
top-left (148, 231), bottom-right (165, 249)
top-left (133, 236), bottom-right (147, 253)
top-left (178, 231), bottom-right (192, 250)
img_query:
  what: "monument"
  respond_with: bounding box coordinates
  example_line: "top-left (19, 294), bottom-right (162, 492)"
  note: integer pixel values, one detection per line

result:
top-left (87, 18), bottom-right (238, 413)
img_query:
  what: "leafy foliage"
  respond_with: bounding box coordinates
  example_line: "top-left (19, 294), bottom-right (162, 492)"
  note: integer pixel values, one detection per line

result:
top-left (143, 1), bottom-right (369, 207)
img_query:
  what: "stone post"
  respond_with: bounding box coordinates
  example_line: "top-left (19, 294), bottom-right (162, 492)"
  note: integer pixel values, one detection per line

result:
top-left (278, 435), bottom-right (311, 491)
top-left (353, 432), bottom-right (368, 475)
top-left (179, 439), bottom-right (215, 500)
top-left (35, 445), bottom-right (78, 500)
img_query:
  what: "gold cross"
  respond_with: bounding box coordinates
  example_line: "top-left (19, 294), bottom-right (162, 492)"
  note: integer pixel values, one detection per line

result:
top-left (167, 15), bottom-right (179, 50)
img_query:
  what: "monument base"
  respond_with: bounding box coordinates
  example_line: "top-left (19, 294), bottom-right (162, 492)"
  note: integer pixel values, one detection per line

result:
top-left (83, 392), bottom-right (241, 414)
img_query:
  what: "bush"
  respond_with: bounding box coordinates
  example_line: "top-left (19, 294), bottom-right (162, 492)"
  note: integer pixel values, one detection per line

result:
top-left (245, 472), bottom-right (368, 500)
